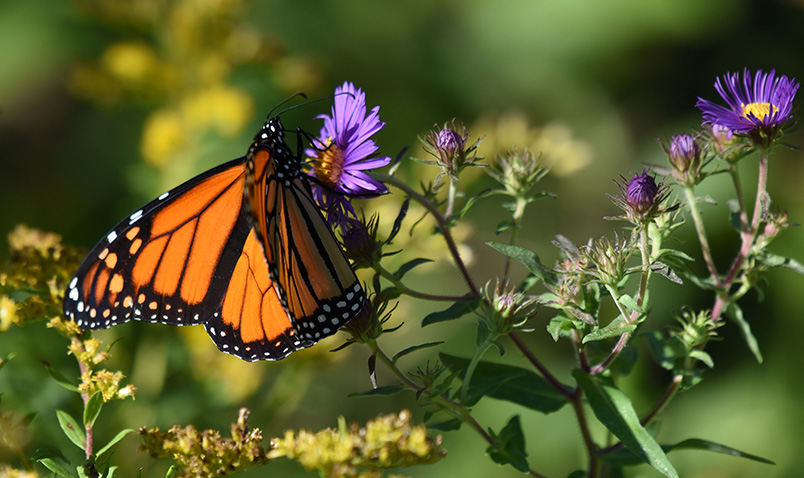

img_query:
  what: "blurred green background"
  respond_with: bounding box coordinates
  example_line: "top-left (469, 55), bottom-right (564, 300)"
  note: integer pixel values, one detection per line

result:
top-left (2, 0), bottom-right (803, 477)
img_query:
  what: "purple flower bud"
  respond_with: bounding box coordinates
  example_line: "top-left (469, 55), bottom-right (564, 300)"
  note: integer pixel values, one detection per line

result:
top-left (626, 170), bottom-right (659, 213)
top-left (436, 128), bottom-right (464, 159)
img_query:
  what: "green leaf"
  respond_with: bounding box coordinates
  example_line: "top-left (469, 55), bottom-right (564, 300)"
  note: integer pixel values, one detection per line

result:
top-left (486, 242), bottom-right (556, 284)
top-left (427, 418), bottom-right (463, 431)
top-left (599, 438), bottom-right (775, 467)
top-left (38, 458), bottom-right (78, 478)
top-left (441, 353), bottom-right (569, 413)
top-left (104, 466), bottom-right (119, 478)
top-left (96, 429), bottom-right (134, 459)
top-left (348, 384), bottom-right (406, 397)
top-left (582, 316), bottom-right (637, 344)
top-left (393, 258), bottom-right (433, 280)
top-left (392, 341), bottom-right (444, 362)
top-left (573, 370), bottom-right (678, 478)
top-left (422, 295), bottom-right (481, 326)
top-left (643, 330), bottom-right (682, 371)
top-left (651, 262), bottom-right (683, 284)
top-left (496, 221), bottom-right (514, 234)
top-left (165, 465), bottom-right (177, 478)
top-left (688, 349), bottom-right (714, 368)
top-left (726, 303), bottom-right (762, 363)
top-left (83, 391), bottom-right (104, 428)
top-left (758, 251), bottom-right (804, 276)
top-left (668, 438), bottom-right (774, 464)
top-left (31, 445), bottom-right (70, 464)
top-left (56, 410), bottom-right (87, 451)
top-left (43, 362), bottom-right (79, 393)
top-left (486, 415), bottom-right (529, 472)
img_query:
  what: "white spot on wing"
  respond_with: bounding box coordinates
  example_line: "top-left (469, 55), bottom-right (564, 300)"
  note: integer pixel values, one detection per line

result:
top-left (107, 231), bottom-right (118, 243)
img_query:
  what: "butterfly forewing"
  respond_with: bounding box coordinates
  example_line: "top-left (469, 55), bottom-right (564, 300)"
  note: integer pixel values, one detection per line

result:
top-left (64, 158), bottom-right (252, 330)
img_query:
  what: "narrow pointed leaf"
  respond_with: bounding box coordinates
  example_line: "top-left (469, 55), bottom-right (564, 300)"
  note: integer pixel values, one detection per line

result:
top-left (600, 438), bottom-right (775, 466)
top-left (43, 362), bottom-right (79, 392)
top-left (573, 370), bottom-right (678, 478)
top-left (38, 458), bottom-right (78, 478)
top-left (393, 258), bottom-right (433, 280)
top-left (392, 341), bottom-right (444, 362)
top-left (582, 316), bottom-right (637, 344)
top-left (726, 303), bottom-right (762, 363)
top-left (422, 295), bottom-right (481, 326)
top-left (56, 410), bottom-right (86, 451)
top-left (83, 391), bottom-right (104, 428)
top-left (348, 384), bottom-right (405, 397)
top-left (95, 429), bottom-right (135, 459)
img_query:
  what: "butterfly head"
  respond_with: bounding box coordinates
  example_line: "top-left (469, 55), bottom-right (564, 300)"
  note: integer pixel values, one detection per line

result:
top-left (256, 115), bottom-right (286, 145)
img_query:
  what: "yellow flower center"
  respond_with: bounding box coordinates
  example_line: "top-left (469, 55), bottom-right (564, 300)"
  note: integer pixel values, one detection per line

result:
top-left (311, 138), bottom-right (344, 187)
top-left (741, 102), bottom-right (778, 121)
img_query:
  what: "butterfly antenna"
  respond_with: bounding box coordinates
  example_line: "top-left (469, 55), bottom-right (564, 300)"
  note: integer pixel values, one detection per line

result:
top-left (269, 91), bottom-right (357, 123)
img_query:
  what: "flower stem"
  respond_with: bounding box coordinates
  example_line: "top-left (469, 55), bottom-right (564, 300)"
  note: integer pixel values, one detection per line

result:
top-left (508, 332), bottom-right (573, 399)
top-left (683, 186), bottom-right (721, 284)
top-left (713, 149), bottom-right (770, 320)
top-left (371, 172), bottom-right (480, 298)
top-left (373, 262), bottom-right (472, 302)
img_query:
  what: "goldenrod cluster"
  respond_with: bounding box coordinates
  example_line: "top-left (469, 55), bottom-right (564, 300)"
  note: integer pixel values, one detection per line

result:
top-left (68, 0), bottom-right (322, 169)
top-left (0, 465), bottom-right (39, 478)
top-left (0, 225), bottom-right (82, 332)
top-left (474, 111), bottom-right (592, 176)
top-left (139, 408), bottom-right (269, 478)
top-left (47, 317), bottom-right (137, 403)
top-left (269, 410), bottom-right (446, 477)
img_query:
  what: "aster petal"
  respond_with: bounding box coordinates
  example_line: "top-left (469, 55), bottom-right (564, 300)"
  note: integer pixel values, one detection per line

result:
top-left (344, 141), bottom-right (380, 164)
top-left (342, 170), bottom-right (389, 193)
top-left (345, 156), bottom-right (392, 170)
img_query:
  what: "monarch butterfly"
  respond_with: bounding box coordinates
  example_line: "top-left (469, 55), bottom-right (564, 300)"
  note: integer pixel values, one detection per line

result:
top-left (63, 114), bottom-right (368, 361)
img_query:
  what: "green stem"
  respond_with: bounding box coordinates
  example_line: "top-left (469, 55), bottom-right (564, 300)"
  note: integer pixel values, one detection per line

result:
top-left (683, 186), bottom-right (721, 284)
top-left (446, 177), bottom-right (457, 222)
top-left (508, 332), bottom-right (573, 398)
top-left (371, 172), bottom-right (480, 298)
top-left (713, 149), bottom-right (770, 320)
top-left (570, 388), bottom-right (599, 477)
top-left (373, 263), bottom-right (471, 302)
top-left (460, 332), bottom-right (495, 403)
top-left (589, 226), bottom-right (652, 375)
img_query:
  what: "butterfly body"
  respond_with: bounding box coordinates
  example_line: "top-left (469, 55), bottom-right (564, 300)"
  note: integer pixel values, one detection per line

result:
top-left (64, 116), bottom-right (366, 361)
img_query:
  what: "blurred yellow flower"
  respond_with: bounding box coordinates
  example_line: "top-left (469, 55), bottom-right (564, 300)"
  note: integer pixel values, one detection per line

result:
top-left (179, 85), bottom-right (254, 137)
top-left (101, 41), bottom-right (161, 86)
top-left (474, 111), bottom-right (593, 176)
top-left (141, 109), bottom-right (187, 166)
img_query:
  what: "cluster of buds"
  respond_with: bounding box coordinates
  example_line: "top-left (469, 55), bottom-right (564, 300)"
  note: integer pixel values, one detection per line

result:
top-left (671, 308), bottom-right (723, 360)
top-left (581, 234), bottom-right (633, 289)
top-left (48, 317), bottom-right (137, 402)
top-left (480, 280), bottom-right (536, 335)
top-left (269, 410), bottom-right (445, 476)
top-left (0, 225), bottom-right (83, 331)
top-left (139, 408), bottom-right (269, 478)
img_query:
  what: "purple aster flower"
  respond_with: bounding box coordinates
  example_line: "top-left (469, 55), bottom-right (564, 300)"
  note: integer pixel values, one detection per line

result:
top-left (696, 69), bottom-right (799, 145)
top-left (306, 82), bottom-right (391, 224)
